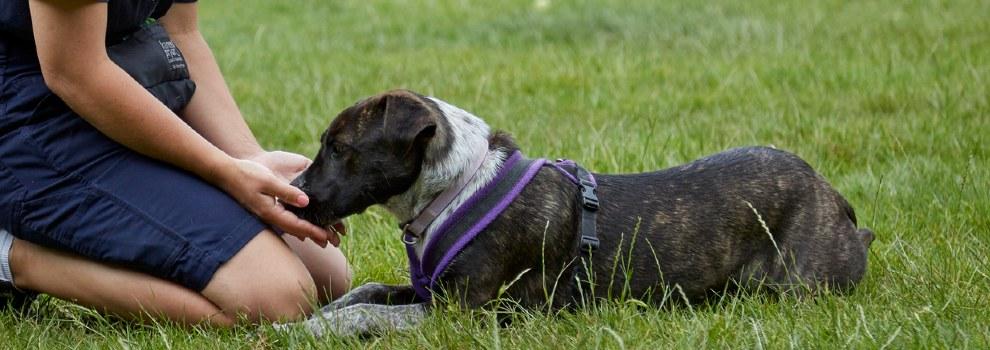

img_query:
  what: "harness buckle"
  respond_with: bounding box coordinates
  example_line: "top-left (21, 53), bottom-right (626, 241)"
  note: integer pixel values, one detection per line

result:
top-left (579, 179), bottom-right (599, 211)
top-left (581, 235), bottom-right (600, 252)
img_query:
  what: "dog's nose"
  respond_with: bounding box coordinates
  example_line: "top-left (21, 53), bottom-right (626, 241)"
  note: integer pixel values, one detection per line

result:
top-left (290, 175), bottom-right (306, 190)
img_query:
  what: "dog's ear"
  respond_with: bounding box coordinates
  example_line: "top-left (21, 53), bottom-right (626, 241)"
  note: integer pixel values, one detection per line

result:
top-left (379, 92), bottom-right (437, 149)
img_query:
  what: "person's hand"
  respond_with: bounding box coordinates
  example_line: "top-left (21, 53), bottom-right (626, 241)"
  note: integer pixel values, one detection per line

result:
top-left (247, 150), bottom-right (348, 239)
top-left (246, 150), bottom-right (312, 182)
top-left (214, 158), bottom-right (339, 247)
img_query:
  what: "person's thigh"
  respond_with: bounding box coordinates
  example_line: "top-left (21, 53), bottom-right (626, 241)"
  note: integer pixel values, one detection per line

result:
top-left (2, 94), bottom-right (266, 292)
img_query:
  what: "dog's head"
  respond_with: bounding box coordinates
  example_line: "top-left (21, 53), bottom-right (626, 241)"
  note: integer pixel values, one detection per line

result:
top-left (289, 90), bottom-right (447, 229)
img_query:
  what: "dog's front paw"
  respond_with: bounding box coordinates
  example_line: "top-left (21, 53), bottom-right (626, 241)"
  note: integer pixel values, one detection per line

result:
top-left (323, 282), bottom-right (393, 311)
top-left (282, 303), bottom-right (428, 338)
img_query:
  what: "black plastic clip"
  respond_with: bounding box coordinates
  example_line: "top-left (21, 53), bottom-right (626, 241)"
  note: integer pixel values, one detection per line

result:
top-left (581, 234), bottom-right (600, 252)
top-left (579, 179), bottom-right (599, 211)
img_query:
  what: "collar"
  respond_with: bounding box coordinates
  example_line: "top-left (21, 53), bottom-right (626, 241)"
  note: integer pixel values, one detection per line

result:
top-left (400, 142), bottom-right (490, 243)
top-left (404, 151), bottom-right (547, 301)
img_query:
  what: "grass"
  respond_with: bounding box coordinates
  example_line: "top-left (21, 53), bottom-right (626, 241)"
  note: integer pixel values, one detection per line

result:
top-left (3, 0), bottom-right (989, 348)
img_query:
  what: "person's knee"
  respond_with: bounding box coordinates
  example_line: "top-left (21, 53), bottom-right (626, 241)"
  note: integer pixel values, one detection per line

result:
top-left (326, 260), bottom-right (352, 301)
top-left (232, 270), bottom-right (317, 322)
top-left (281, 235), bottom-right (352, 303)
top-left (203, 230), bottom-right (319, 323)
top-left (216, 264), bottom-right (317, 323)
top-left (319, 245), bottom-right (352, 301)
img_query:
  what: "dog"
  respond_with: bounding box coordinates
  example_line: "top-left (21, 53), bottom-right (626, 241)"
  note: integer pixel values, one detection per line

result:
top-left (285, 89), bottom-right (874, 337)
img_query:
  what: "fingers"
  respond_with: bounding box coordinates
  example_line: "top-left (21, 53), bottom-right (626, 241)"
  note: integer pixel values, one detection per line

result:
top-left (264, 179), bottom-right (309, 208)
top-left (270, 195), bottom-right (345, 248)
top-left (280, 151), bottom-right (311, 172)
top-left (263, 205), bottom-right (338, 247)
top-left (254, 172), bottom-right (333, 246)
top-left (222, 158), bottom-right (339, 246)
top-left (255, 195), bottom-right (335, 247)
top-left (258, 151), bottom-right (312, 182)
top-left (330, 222), bottom-right (347, 236)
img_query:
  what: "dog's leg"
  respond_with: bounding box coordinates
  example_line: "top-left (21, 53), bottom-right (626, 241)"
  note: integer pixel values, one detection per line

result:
top-left (325, 282), bottom-right (421, 310)
top-left (287, 302), bottom-right (428, 338)
top-left (279, 283), bottom-right (428, 338)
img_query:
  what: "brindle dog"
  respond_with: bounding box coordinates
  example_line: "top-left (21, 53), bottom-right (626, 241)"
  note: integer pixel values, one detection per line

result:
top-left (286, 90), bottom-right (874, 337)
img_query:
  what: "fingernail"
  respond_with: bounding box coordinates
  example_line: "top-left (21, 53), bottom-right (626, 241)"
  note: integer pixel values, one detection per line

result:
top-left (296, 194), bottom-right (309, 206)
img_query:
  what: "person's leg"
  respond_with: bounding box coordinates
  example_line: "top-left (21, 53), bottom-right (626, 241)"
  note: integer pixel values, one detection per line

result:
top-left (201, 230), bottom-right (318, 323)
top-left (282, 236), bottom-right (352, 303)
top-left (10, 229), bottom-right (319, 325)
top-left (9, 238), bottom-right (234, 326)
top-left (0, 70), bottom-right (338, 324)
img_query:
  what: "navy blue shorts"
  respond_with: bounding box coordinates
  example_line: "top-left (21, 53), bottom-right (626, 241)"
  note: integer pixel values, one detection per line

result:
top-left (0, 74), bottom-right (266, 292)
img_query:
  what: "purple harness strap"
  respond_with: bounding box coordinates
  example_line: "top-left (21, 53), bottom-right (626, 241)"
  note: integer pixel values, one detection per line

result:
top-left (404, 151), bottom-right (596, 301)
top-left (401, 143), bottom-right (489, 241)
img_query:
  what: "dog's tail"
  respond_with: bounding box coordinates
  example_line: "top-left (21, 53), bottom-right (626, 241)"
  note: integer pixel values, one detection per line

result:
top-left (857, 228), bottom-right (875, 248)
top-left (839, 194), bottom-right (875, 248)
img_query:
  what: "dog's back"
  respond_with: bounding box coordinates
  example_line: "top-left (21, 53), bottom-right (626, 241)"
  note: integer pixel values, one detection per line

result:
top-left (585, 146), bottom-right (873, 301)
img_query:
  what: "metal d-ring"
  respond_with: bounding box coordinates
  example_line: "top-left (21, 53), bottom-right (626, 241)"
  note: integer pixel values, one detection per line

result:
top-left (401, 225), bottom-right (419, 245)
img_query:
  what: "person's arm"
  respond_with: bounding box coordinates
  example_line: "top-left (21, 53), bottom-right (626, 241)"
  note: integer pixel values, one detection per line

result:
top-left (28, 0), bottom-right (333, 246)
top-left (159, 3), bottom-right (318, 185)
top-left (158, 2), bottom-right (264, 160)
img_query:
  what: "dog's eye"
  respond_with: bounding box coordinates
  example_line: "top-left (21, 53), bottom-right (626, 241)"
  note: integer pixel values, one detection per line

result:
top-left (328, 142), bottom-right (345, 159)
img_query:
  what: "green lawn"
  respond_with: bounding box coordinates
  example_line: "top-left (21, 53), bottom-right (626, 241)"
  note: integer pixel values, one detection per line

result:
top-left (3, 0), bottom-right (988, 348)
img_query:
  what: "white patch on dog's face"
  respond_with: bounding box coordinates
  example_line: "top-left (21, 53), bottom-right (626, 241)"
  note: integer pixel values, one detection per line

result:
top-left (382, 97), bottom-right (507, 257)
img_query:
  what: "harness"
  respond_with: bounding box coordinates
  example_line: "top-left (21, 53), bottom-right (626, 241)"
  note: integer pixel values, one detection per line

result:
top-left (402, 150), bottom-right (600, 301)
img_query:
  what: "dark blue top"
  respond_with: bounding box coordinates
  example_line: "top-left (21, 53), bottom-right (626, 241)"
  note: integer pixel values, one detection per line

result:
top-left (0, 0), bottom-right (197, 133)
top-left (0, 0), bottom-right (197, 46)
